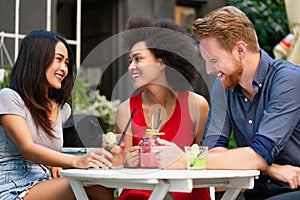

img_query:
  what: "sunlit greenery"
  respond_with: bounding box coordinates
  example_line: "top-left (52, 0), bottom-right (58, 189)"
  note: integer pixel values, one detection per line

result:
top-left (0, 66), bottom-right (12, 89)
top-left (228, 0), bottom-right (290, 57)
top-left (73, 76), bottom-right (120, 133)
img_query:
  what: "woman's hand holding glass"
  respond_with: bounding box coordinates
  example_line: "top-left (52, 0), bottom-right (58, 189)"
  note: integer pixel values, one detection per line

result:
top-left (75, 148), bottom-right (113, 169)
top-left (125, 146), bottom-right (140, 167)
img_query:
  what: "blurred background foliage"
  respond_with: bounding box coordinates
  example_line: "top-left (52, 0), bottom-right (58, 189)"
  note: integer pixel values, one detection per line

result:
top-left (73, 76), bottom-right (120, 133)
top-left (228, 0), bottom-right (290, 57)
top-left (0, 66), bottom-right (12, 89)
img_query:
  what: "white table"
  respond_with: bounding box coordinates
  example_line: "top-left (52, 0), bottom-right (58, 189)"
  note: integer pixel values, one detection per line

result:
top-left (60, 168), bottom-right (259, 200)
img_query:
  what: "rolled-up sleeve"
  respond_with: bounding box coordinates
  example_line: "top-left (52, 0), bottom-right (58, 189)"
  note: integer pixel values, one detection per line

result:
top-left (251, 66), bottom-right (300, 165)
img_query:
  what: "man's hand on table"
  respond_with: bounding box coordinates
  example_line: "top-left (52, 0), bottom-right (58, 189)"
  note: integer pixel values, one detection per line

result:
top-left (263, 164), bottom-right (300, 189)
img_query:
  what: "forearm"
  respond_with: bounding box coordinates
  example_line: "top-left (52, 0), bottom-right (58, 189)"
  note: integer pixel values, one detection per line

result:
top-left (21, 143), bottom-right (76, 168)
top-left (206, 147), bottom-right (268, 170)
top-left (262, 163), bottom-right (280, 176)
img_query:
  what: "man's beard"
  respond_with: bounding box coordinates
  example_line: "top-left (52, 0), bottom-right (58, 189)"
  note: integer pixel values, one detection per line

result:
top-left (221, 59), bottom-right (243, 89)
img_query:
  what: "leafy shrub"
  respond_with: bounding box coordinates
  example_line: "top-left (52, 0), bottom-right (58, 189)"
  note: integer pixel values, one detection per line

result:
top-left (0, 66), bottom-right (12, 89)
top-left (73, 77), bottom-right (120, 133)
top-left (228, 0), bottom-right (290, 57)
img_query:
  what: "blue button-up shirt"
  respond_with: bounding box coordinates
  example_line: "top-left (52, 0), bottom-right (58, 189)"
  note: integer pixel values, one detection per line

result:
top-left (202, 50), bottom-right (300, 166)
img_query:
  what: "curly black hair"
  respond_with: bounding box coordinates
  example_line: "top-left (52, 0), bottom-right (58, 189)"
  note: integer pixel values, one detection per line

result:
top-left (122, 16), bottom-right (202, 91)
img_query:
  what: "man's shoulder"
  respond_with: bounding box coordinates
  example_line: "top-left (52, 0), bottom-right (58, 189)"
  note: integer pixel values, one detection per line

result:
top-left (272, 59), bottom-right (300, 71)
top-left (263, 58), bottom-right (300, 82)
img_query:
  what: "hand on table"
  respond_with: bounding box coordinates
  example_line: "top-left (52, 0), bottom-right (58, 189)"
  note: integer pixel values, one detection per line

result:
top-left (264, 164), bottom-right (300, 189)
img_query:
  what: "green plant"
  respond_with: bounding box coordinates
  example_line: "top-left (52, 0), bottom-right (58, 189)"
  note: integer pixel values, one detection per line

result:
top-left (228, 131), bottom-right (238, 149)
top-left (73, 77), bottom-right (91, 107)
top-left (0, 65), bottom-right (12, 89)
top-left (227, 0), bottom-right (290, 57)
top-left (72, 77), bottom-right (120, 133)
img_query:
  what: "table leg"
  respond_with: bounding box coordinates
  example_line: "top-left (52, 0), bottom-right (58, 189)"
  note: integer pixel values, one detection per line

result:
top-left (149, 180), bottom-right (170, 200)
top-left (69, 179), bottom-right (89, 200)
top-left (164, 192), bottom-right (175, 200)
top-left (220, 188), bottom-right (241, 200)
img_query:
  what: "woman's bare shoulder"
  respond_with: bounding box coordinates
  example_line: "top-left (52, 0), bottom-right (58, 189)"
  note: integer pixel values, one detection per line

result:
top-left (117, 99), bottom-right (130, 113)
top-left (188, 91), bottom-right (209, 108)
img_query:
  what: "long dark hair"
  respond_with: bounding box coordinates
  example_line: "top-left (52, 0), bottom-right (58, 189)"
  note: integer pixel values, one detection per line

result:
top-left (10, 30), bottom-right (76, 136)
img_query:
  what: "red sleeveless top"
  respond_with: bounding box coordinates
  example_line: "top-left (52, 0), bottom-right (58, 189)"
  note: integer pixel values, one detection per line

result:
top-left (118, 91), bottom-right (211, 200)
top-left (130, 90), bottom-right (195, 149)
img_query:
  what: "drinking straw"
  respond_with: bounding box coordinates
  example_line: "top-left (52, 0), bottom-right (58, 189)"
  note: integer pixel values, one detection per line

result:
top-left (151, 114), bottom-right (154, 130)
top-left (156, 108), bottom-right (161, 129)
top-left (157, 120), bottom-right (162, 130)
top-left (117, 107), bottom-right (137, 145)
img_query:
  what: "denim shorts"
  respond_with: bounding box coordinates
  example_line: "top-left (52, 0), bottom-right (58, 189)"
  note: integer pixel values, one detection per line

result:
top-left (0, 160), bottom-right (51, 200)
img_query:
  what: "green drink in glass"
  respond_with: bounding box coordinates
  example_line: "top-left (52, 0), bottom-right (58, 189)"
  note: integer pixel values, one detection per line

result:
top-left (185, 145), bottom-right (208, 170)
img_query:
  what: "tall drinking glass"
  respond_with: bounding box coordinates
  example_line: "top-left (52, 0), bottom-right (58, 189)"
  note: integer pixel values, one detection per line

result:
top-left (102, 133), bottom-right (124, 169)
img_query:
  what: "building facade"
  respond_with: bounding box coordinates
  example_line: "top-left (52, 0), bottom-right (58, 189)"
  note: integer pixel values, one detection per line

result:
top-left (0, 0), bottom-right (227, 101)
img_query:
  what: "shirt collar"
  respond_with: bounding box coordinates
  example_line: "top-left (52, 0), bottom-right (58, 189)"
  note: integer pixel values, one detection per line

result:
top-left (252, 49), bottom-right (272, 92)
top-left (231, 49), bottom-right (272, 94)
